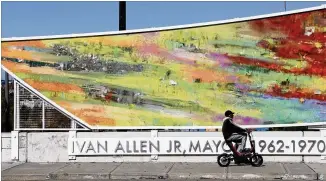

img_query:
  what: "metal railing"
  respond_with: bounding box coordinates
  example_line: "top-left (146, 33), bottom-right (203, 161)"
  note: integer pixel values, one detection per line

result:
top-left (14, 80), bottom-right (89, 131)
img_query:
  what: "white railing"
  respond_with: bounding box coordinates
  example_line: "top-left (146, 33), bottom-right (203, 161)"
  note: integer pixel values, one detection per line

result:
top-left (14, 80), bottom-right (89, 131)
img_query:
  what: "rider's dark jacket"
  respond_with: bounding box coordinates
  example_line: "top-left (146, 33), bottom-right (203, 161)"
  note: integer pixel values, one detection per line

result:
top-left (222, 117), bottom-right (246, 140)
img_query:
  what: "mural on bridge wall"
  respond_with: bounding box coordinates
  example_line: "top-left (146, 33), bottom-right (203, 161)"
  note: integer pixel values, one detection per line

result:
top-left (1, 7), bottom-right (326, 128)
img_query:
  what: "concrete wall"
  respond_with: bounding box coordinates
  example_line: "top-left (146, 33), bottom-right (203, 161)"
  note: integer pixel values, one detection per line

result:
top-left (1, 132), bottom-right (27, 162)
top-left (1, 133), bottom-right (12, 162)
top-left (2, 131), bottom-right (325, 163)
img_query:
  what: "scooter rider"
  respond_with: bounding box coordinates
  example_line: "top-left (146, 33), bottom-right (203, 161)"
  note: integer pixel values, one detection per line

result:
top-left (222, 110), bottom-right (250, 157)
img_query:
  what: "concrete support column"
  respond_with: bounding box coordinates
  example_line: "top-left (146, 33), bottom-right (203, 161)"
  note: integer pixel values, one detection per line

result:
top-left (151, 130), bottom-right (158, 161)
top-left (321, 130), bottom-right (326, 161)
top-left (11, 131), bottom-right (19, 161)
top-left (68, 131), bottom-right (77, 160)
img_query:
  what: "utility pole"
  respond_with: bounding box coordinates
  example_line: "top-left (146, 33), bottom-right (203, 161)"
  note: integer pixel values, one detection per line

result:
top-left (114, 1), bottom-right (126, 133)
top-left (119, 1), bottom-right (126, 31)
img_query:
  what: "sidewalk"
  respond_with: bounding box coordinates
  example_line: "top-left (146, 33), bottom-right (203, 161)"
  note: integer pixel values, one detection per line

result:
top-left (1, 162), bottom-right (326, 180)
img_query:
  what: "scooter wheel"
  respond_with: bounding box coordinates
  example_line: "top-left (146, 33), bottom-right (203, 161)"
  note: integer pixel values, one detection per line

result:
top-left (250, 154), bottom-right (263, 167)
top-left (217, 153), bottom-right (231, 167)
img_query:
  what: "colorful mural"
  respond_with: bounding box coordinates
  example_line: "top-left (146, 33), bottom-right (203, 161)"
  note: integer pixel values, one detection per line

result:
top-left (1, 7), bottom-right (326, 128)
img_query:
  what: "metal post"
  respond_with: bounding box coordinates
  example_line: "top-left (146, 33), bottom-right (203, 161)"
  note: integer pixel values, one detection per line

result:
top-left (71, 119), bottom-right (76, 129)
top-left (42, 101), bottom-right (45, 129)
top-left (284, 1), bottom-right (287, 11)
top-left (119, 1), bottom-right (126, 31)
top-left (13, 80), bottom-right (16, 130)
top-left (16, 83), bottom-right (20, 129)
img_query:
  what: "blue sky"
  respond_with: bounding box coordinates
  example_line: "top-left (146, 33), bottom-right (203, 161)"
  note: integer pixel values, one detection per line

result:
top-left (1, 1), bottom-right (325, 38)
top-left (1, 1), bottom-right (325, 79)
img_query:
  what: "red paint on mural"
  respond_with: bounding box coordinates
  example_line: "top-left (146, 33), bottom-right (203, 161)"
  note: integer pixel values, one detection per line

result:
top-left (250, 9), bottom-right (326, 77)
top-left (264, 84), bottom-right (326, 102)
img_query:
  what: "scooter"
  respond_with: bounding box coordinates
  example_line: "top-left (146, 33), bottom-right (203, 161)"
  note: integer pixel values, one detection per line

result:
top-left (217, 130), bottom-right (263, 167)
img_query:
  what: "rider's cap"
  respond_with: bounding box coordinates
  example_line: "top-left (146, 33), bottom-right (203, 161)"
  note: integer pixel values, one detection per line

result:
top-left (225, 110), bottom-right (235, 117)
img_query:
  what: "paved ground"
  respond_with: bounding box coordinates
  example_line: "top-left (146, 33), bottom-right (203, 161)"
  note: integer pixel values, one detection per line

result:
top-left (1, 162), bottom-right (326, 180)
top-left (0, 180), bottom-right (317, 181)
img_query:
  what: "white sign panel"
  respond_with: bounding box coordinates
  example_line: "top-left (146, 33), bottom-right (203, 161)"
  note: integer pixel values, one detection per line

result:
top-left (68, 137), bottom-right (231, 155)
top-left (68, 137), bottom-right (326, 156)
top-left (256, 137), bottom-right (326, 155)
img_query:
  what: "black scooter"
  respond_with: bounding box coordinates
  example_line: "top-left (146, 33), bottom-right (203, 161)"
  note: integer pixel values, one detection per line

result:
top-left (217, 130), bottom-right (263, 167)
